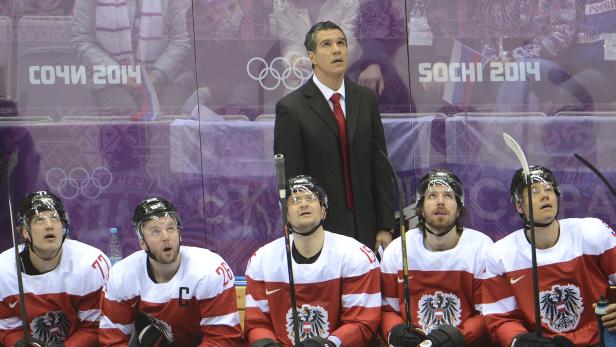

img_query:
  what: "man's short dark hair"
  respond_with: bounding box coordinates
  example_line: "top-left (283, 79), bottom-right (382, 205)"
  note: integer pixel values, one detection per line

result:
top-left (304, 21), bottom-right (346, 53)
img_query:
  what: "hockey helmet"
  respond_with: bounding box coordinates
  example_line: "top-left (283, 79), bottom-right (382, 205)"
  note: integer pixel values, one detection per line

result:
top-left (18, 191), bottom-right (69, 228)
top-left (286, 175), bottom-right (328, 209)
top-left (416, 169), bottom-right (464, 207)
top-left (510, 165), bottom-right (561, 203)
top-left (132, 197), bottom-right (182, 239)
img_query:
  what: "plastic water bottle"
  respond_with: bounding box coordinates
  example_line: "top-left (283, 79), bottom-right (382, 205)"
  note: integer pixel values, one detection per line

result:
top-left (596, 296), bottom-right (616, 346)
top-left (108, 227), bottom-right (123, 266)
top-left (408, 1), bottom-right (433, 46)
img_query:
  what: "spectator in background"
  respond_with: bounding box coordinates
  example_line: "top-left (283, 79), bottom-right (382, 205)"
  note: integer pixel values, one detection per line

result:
top-left (269, 0), bottom-right (361, 73)
top-left (347, 0), bottom-right (412, 113)
top-left (187, 0), bottom-right (260, 119)
top-left (474, 0), bottom-right (577, 113)
top-left (72, 0), bottom-right (193, 116)
top-left (11, 0), bottom-right (75, 16)
top-left (550, 0), bottom-right (616, 113)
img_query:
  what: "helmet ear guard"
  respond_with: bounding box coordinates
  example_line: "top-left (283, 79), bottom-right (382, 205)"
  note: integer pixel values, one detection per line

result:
top-left (132, 198), bottom-right (182, 240)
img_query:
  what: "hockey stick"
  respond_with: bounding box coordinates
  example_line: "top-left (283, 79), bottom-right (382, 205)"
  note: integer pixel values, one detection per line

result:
top-left (274, 154), bottom-right (300, 345)
top-left (6, 151), bottom-right (45, 347)
top-left (574, 153), bottom-right (616, 199)
top-left (503, 133), bottom-right (542, 337)
top-left (379, 151), bottom-right (412, 328)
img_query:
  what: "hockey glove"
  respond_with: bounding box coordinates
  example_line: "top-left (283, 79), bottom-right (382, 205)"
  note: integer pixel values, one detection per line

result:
top-left (512, 333), bottom-right (575, 347)
top-left (252, 338), bottom-right (282, 347)
top-left (389, 323), bottom-right (427, 346)
top-left (128, 311), bottom-right (172, 347)
top-left (424, 324), bottom-right (464, 347)
top-left (296, 336), bottom-right (336, 346)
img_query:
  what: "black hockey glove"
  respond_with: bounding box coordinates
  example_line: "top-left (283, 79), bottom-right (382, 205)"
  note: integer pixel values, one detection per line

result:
top-left (295, 336), bottom-right (335, 346)
top-left (128, 311), bottom-right (172, 347)
top-left (388, 323), bottom-right (427, 346)
top-left (512, 333), bottom-right (575, 347)
top-left (424, 324), bottom-right (464, 347)
top-left (252, 338), bottom-right (282, 347)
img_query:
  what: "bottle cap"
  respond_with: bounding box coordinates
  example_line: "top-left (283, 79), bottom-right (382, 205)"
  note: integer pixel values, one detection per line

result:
top-left (110, 227), bottom-right (118, 234)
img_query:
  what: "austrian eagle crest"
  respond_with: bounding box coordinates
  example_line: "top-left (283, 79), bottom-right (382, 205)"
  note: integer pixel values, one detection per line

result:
top-left (540, 284), bottom-right (583, 332)
top-left (286, 304), bottom-right (329, 342)
top-left (417, 291), bottom-right (461, 334)
top-left (30, 310), bottom-right (70, 344)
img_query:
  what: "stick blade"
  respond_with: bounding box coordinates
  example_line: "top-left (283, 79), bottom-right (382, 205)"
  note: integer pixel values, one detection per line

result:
top-left (503, 133), bottom-right (530, 176)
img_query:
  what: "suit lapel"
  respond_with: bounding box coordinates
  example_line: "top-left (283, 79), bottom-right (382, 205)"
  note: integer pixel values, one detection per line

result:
top-left (345, 80), bottom-right (359, 145)
top-left (303, 79), bottom-right (339, 137)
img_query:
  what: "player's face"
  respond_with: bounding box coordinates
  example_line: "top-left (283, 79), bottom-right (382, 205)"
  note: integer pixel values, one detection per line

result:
top-left (308, 29), bottom-right (348, 80)
top-left (421, 184), bottom-right (459, 234)
top-left (516, 181), bottom-right (558, 224)
top-left (22, 210), bottom-right (64, 257)
top-left (287, 190), bottom-right (326, 234)
top-left (140, 215), bottom-right (181, 264)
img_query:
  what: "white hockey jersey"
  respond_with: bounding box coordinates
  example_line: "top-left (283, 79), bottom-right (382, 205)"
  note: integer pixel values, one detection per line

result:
top-left (99, 245), bottom-right (242, 347)
top-left (0, 239), bottom-right (109, 346)
top-left (380, 227), bottom-right (493, 346)
top-left (482, 218), bottom-right (616, 346)
top-left (244, 231), bottom-right (381, 347)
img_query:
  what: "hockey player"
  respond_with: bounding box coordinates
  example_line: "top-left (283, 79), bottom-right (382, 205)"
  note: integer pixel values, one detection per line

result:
top-left (0, 191), bottom-right (109, 346)
top-left (99, 197), bottom-right (242, 346)
top-left (482, 165), bottom-right (616, 346)
top-left (381, 169), bottom-right (493, 346)
top-left (244, 175), bottom-right (381, 346)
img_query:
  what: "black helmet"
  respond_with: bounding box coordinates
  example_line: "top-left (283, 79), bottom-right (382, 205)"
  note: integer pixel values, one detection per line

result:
top-left (416, 169), bottom-right (464, 207)
top-left (286, 175), bottom-right (328, 209)
top-left (510, 165), bottom-right (561, 203)
top-left (132, 197), bottom-right (182, 239)
top-left (18, 191), bottom-right (69, 228)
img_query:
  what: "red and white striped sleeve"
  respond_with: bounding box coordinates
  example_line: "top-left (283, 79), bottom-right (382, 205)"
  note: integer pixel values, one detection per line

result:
top-left (587, 219), bottom-right (616, 284)
top-left (98, 270), bottom-right (139, 347)
top-left (330, 244), bottom-right (381, 346)
top-left (244, 250), bottom-right (278, 344)
top-left (195, 256), bottom-right (243, 346)
top-left (380, 241), bottom-right (405, 342)
top-left (482, 244), bottom-right (527, 346)
top-left (457, 235), bottom-right (491, 345)
top-left (64, 251), bottom-right (110, 347)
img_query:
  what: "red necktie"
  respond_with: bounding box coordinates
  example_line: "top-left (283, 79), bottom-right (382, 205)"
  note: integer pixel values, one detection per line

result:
top-left (330, 93), bottom-right (354, 210)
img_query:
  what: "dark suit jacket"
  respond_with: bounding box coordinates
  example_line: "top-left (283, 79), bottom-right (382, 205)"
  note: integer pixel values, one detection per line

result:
top-left (274, 78), bottom-right (394, 247)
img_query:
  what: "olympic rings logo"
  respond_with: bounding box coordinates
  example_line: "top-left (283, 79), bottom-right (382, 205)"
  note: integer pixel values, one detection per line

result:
top-left (46, 167), bottom-right (113, 200)
top-left (246, 56), bottom-right (312, 91)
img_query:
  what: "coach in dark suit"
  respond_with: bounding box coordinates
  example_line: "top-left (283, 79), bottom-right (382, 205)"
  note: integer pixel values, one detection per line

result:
top-left (274, 21), bottom-right (394, 250)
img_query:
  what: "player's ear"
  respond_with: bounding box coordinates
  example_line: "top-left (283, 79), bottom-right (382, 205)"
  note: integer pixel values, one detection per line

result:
top-left (139, 239), bottom-right (147, 251)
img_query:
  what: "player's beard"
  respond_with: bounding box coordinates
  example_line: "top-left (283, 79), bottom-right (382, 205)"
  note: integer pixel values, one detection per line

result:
top-left (424, 210), bottom-right (457, 236)
top-left (151, 242), bottom-right (180, 265)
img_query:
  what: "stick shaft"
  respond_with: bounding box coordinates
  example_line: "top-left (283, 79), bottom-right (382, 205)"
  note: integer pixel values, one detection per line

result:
top-left (274, 154), bottom-right (300, 344)
top-left (7, 151), bottom-right (30, 339)
top-left (379, 151), bottom-right (412, 326)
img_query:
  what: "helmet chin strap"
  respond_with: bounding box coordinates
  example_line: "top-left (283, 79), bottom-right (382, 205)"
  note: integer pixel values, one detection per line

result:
top-left (424, 222), bottom-right (456, 237)
top-left (521, 200), bottom-right (559, 229)
top-left (289, 218), bottom-right (324, 237)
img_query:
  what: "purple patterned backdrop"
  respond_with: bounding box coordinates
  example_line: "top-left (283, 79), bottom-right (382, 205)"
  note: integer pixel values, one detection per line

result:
top-left (1, 0), bottom-right (616, 275)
